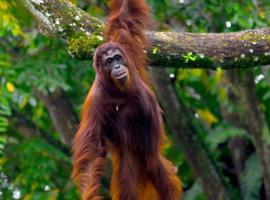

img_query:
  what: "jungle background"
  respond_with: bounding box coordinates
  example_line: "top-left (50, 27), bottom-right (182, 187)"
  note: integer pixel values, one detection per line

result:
top-left (1, 0), bottom-right (270, 199)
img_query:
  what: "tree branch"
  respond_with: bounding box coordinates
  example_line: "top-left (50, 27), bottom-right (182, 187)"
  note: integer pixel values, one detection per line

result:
top-left (21, 0), bottom-right (270, 69)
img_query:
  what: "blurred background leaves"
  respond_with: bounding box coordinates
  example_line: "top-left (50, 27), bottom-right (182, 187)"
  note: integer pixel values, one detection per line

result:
top-left (1, 0), bottom-right (270, 199)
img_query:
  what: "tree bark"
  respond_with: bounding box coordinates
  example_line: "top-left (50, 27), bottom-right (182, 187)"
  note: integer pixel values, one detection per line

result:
top-left (149, 68), bottom-right (230, 200)
top-left (221, 70), bottom-right (270, 199)
top-left (36, 88), bottom-right (78, 146)
top-left (220, 71), bottom-right (250, 197)
top-left (241, 72), bottom-right (270, 200)
top-left (20, 0), bottom-right (270, 69)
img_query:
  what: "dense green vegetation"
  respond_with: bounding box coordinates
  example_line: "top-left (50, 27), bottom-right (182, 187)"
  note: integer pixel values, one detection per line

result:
top-left (1, 0), bottom-right (270, 199)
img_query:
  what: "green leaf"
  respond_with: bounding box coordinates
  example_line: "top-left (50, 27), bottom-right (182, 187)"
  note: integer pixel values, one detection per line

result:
top-left (182, 52), bottom-right (198, 63)
top-left (241, 154), bottom-right (262, 200)
top-left (262, 91), bottom-right (270, 101)
top-left (183, 181), bottom-right (206, 200)
top-left (0, 102), bottom-right (11, 116)
top-left (0, 126), bottom-right (7, 132)
top-left (152, 47), bottom-right (159, 54)
top-left (0, 117), bottom-right (8, 126)
top-left (206, 123), bottom-right (249, 149)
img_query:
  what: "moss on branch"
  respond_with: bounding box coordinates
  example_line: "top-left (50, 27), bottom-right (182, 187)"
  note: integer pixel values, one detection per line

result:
top-left (21, 0), bottom-right (270, 69)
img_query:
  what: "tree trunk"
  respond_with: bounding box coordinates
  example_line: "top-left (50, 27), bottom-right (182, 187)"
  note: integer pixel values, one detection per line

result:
top-left (36, 88), bottom-right (78, 146)
top-left (149, 68), bottom-right (230, 200)
top-left (242, 71), bottom-right (270, 199)
top-left (222, 70), bottom-right (270, 199)
top-left (220, 71), bottom-right (250, 197)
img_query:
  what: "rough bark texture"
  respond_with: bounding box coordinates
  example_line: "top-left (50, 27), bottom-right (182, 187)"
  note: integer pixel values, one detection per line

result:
top-left (21, 0), bottom-right (104, 39)
top-left (148, 30), bottom-right (270, 69)
top-left (149, 68), bottom-right (229, 200)
top-left (21, 0), bottom-right (270, 69)
top-left (36, 88), bottom-right (78, 146)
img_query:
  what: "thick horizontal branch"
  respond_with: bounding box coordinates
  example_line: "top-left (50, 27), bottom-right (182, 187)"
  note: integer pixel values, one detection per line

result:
top-left (148, 30), bottom-right (270, 69)
top-left (21, 0), bottom-right (270, 69)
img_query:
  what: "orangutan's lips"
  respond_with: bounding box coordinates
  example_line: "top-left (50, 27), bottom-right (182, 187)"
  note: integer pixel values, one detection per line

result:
top-left (115, 71), bottom-right (127, 79)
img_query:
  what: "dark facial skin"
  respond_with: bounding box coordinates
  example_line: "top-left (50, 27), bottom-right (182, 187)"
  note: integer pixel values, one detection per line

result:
top-left (102, 49), bottom-right (129, 90)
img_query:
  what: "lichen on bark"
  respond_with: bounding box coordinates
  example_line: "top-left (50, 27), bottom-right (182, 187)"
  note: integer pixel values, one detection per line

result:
top-left (68, 32), bottom-right (104, 59)
top-left (21, 0), bottom-right (270, 69)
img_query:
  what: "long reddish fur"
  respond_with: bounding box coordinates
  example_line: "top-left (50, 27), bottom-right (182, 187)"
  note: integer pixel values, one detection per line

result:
top-left (72, 0), bottom-right (182, 199)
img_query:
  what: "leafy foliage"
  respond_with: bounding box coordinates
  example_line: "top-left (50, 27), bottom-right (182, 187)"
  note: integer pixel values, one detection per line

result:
top-left (241, 154), bottom-right (263, 200)
top-left (1, 0), bottom-right (270, 199)
top-left (183, 181), bottom-right (205, 200)
top-left (1, 138), bottom-right (78, 199)
top-left (206, 123), bottom-right (249, 150)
